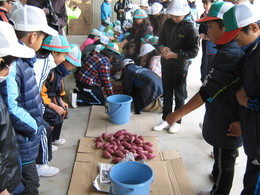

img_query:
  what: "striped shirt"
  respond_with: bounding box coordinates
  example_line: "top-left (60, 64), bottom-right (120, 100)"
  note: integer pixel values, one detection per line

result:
top-left (76, 53), bottom-right (113, 96)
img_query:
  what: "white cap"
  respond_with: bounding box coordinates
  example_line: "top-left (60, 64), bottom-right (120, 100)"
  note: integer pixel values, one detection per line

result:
top-left (146, 6), bottom-right (152, 15)
top-left (0, 22), bottom-right (35, 58)
top-left (140, 0), bottom-right (149, 7)
top-left (151, 2), bottom-right (163, 15)
top-left (123, 58), bottom-right (135, 67)
top-left (114, 25), bottom-right (123, 33)
top-left (10, 5), bottom-right (58, 36)
top-left (100, 35), bottom-right (110, 45)
top-left (166, 0), bottom-right (190, 16)
top-left (132, 4), bottom-right (140, 12)
top-left (139, 43), bottom-right (155, 57)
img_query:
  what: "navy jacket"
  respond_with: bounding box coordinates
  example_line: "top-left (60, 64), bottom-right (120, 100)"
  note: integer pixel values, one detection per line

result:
top-left (0, 7), bottom-right (9, 22)
top-left (0, 58), bottom-right (44, 164)
top-left (199, 40), bottom-right (244, 149)
top-left (122, 64), bottom-right (163, 113)
top-left (239, 37), bottom-right (260, 162)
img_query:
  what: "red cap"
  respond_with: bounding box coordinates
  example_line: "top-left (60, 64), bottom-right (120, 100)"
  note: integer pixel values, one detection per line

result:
top-left (216, 27), bottom-right (242, 45)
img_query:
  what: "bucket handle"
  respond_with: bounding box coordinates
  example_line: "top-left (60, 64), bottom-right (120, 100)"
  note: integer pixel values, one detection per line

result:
top-left (106, 104), bottom-right (123, 117)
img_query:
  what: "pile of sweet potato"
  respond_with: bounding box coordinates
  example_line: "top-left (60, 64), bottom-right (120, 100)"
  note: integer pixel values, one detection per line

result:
top-left (95, 129), bottom-right (156, 163)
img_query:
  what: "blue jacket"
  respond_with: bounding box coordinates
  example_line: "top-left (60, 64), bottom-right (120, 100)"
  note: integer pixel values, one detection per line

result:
top-left (101, 1), bottom-right (111, 21)
top-left (0, 58), bottom-right (44, 164)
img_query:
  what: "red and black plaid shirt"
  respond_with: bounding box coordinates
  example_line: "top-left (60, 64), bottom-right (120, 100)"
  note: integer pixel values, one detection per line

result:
top-left (76, 54), bottom-right (113, 96)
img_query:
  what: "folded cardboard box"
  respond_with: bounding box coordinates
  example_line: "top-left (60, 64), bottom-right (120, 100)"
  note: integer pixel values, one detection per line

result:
top-left (68, 136), bottom-right (196, 195)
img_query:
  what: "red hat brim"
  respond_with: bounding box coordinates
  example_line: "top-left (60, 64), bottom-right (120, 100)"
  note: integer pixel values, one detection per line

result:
top-left (196, 16), bottom-right (220, 23)
top-left (216, 28), bottom-right (242, 45)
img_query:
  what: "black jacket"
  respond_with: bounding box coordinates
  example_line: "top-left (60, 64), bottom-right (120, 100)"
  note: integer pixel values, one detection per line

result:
top-left (122, 64), bottom-right (163, 113)
top-left (159, 17), bottom-right (199, 64)
top-left (199, 40), bottom-right (244, 149)
top-left (27, 0), bottom-right (67, 34)
top-left (0, 98), bottom-right (20, 193)
top-left (239, 37), bottom-right (260, 161)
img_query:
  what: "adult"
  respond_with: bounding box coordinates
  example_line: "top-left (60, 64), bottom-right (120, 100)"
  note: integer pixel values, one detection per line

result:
top-left (27, 0), bottom-right (68, 34)
top-left (114, 0), bottom-right (133, 29)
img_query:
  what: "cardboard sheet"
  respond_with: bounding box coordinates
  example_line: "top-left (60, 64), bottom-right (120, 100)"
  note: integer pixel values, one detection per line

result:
top-left (68, 137), bottom-right (196, 195)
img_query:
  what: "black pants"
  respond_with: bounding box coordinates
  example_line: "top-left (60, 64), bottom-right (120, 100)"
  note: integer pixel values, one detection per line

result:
top-left (241, 157), bottom-right (260, 195)
top-left (76, 81), bottom-right (106, 106)
top-left (36, 120), bottom-right (52, 164)
top-left (52, 123), bottom-right (63, 142)
top-left (161, 59), bottom-right (188, 121)
top-left (19, 161), bottom-right (39, 195)
top-left (211, 147), bottom-right (238, 195)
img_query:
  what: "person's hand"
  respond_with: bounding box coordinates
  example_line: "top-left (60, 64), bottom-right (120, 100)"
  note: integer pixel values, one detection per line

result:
top-left (166, 110), bottom-right (183, 126)
top-left (61, 100), bottom-right (68, 110)
top-left (119, 9), bottom-right (125, 13)
top-left (200, 33), bottom-right (210, 41)
top-left (227, 121), bottom-right (241, 137)
top-left (0, 189), bottom-right (10, 195)
top-left (161, 50), bottom-right (178, 59)
top-left (236, 87), bottom-right (249, 107)
top-left (54, 105), bottom-right (65, 115)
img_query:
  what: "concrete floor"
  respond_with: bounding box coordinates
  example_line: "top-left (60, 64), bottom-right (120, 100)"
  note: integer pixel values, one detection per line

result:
top-left (39, 36), bottom-right (247, 195)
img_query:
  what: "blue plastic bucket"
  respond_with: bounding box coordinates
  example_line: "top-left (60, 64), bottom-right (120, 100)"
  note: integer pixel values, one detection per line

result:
top-left (106, 95), bottom-right (132, 125)
top-left (109, 161), bottom-right (154, 195)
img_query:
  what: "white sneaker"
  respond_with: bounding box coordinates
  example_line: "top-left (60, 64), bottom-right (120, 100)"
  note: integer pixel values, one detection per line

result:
top-left (153, 120), bottom-right (169, 131)
top-left (69, 89), bottom-right (77, 108)
top-left (168, 123), bottom-right (180, 134)
top-left (52, 138), bottom-right (66, 146)
top-left (36, 164), bottom-right (59, 177)
top-left (52, 145), bottom-right (58, 152)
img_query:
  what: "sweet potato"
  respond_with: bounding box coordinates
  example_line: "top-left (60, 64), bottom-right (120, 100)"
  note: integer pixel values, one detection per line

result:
top-left (145, 153), bottom-right (156, 159)
top-left (112, 157), bottom-right (122, 163)
top-left (138, 154), bottom-right (147, 160)
top-left (103, 142), bottom-right (110, 149)
top-left (95, 142), bottom-right (103, 149)
top-left (122, 141), bottom-right (132, 149)
top-left (103, 151), bottom-right (112, 158)
top-left (95, 136), bottom-right (103, 142)
top-left (102, 133), bottom-right (108, 140)
top-left (106, 148), bottom-right (114, 155)
top-left (117, 134), bottom-right (124, 141)
top-left (138, 135), bottom-right (144, 141)
top-left (143, 144), bottom-right (153, 153)
top-left (144, 142), bottom-right (153, 147)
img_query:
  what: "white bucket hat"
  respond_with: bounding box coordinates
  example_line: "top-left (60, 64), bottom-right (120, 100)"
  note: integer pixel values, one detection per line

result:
top-left (140, 0), bottom-right (149, 7)
top-left (0, 21), bottom-right (35, 58)
top-left (10, 5), bottom-right (58, 36)
top-left (139, 43), bottom-right (155, 57)
top-left (146, 6), bottom-right (152, 15)
top-left (166, 0), bottom-right (190, 16)
top-left (151, 2), bottom-right (163, 15)
top-left (100, 35), bottom-right (110, 45)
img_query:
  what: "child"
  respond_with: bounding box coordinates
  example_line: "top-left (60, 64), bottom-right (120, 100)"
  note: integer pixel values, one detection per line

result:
top-left (122, 58), bottom-right (163, 114)
top-left (101, 0), bottom-right (112, 26)
top-left (75, 43), bottom-right (121, 106)
top-left (0, 0), bottom-right (13, 23)
top-left (166, 2), bottom-right (244, 194)
top-left (120, 9), bottom-right (153, 59)
top-left (80, 29), bottom-right (102, 51)
top-left (153, 0), bottom-right (199, 133)
top-left (0, 21), bottom-right (35, 195)
top-left (199, 0), bottom-right (217, 83)
top-left (217, 3), bottom-right (260, 194)
top-left (40, 35), bottom-right (71, 146)
top-left (150, 2), bottom-right (168, 36)
top-left (139, 43), bottom-right (161, 77)
top-left (0, 5), bottom-right (57, 195)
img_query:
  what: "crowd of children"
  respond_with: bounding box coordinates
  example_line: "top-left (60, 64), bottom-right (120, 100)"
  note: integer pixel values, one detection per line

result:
top-left (0, 0), bottom-right (259, 194)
